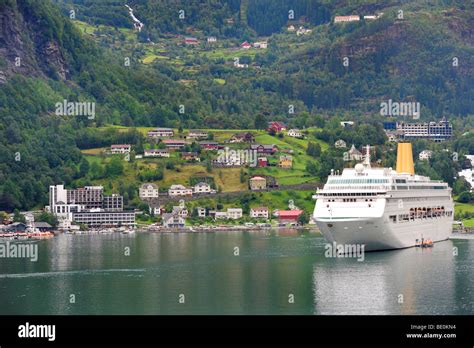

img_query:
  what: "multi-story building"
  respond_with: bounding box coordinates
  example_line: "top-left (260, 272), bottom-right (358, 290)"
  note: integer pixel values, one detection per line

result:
top-left (139, 183), bottom-right (159, 199)
top-left (103, 194), bottom-right (123, 211)
top-left (250, 207), bottom-right (269, 219)
top-left (73, 210), bottom-right (135, 228)
top-left (48, 185), bottom-right (134, 228)
top-left (394, 119), bottom-right (453, 142)
top-left (67, 186), bottom-right (104, 209)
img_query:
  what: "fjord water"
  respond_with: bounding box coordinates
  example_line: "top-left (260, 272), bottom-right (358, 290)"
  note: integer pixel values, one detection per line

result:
top-left (0, 231), bottom-right (473, 315)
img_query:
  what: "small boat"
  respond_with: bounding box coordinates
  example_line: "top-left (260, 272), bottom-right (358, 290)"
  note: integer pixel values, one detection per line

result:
top-left (415, 238), bottom-right (433, 248)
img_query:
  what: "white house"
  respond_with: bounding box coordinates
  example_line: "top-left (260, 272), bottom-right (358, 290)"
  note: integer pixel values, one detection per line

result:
top-left (287, 25), bottom-right (295, 32)
top-left (419, 150), bottom-right (433, 161)
top-left (250, 207), bottom-right (269, 219)
top-left (111, 144), bottom-right (131, 154)
top-left (253, 41), bottom-right (268, 49)
top-left (193, 182), bottom-right (215, 194)
top-left (287, 129), bottom-right (302, 138)
top-left (162, 213), bottom-right (185, 228)
top-left (144, 149), bottom-right (170, 158)
top-left (172, 206), bottom-right (189, 218)
top-left (196, 207), bottom-right (206, 217)
top-left (334, 15), bottom-right (360, 23)
top-left (139, 183), bottom-right (159, 199)
top-left (215, 212), bottom-right (228, 220)
top-left (207, 36), bottom-right (217, 43)
top-left (168, 185), bottom-right (193, 197)
top-left (227, 208), bottom-right (243, 220)
top-left (148, 128), bottom-right (174, 138)
top-left (334, 139), bottom-right (347, 148)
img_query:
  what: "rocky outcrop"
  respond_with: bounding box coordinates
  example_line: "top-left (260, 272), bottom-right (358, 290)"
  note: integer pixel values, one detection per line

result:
top-left (0, 1), bottom-right (69, 83)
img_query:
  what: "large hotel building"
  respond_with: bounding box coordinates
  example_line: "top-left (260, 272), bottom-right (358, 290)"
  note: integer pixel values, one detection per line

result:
top-left (383, 118), bottom-right (452, 142)
top-left (48, 185), bottom-right (135, 228)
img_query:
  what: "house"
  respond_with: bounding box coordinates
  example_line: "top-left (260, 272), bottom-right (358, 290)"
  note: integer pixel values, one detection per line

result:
top-left (240, 41), bottom-right (251, 49)
top-left (340, 121), bottom-right (354, 128)
top-left (215, 211), bottom-right (228, 220)
top-left (334, 15), bottom-right (360, 23)
top-left (296, 26), bottom-right (312, 36)
top-left (287, 25), bottom-right (295, 31)
top-left (335, 139), bottom-right (347, 148)
top-left (196, 207), bottom-right (206, 217)
top-left (207, 36), bottom-right (217, 43)
top-left (419, 150), bottom-right (433, 161)
top-left (162, 213), bottom-right (185, 228)
top-left (227, 208), bottom-right (243, 220)
top-left (287, 129), bottom-right (302, 138)
top-left (267, 121), bottom-right (287, 133)
top-left (249, 176), bottom-right (266, 190)
top-left (386, 132), bottom-right (399, 142)
top-left (194, 182), bottom-right (215, 194)
top-left (347, 144), bottom-right (363, 161)
top-left (168, 185), bottom-right (193, 197)
top-left (33, 222), bottom-right (52, 232)
top-left (161, 139), bottom-right (188, 150)
top-left (228, 132), bottom-right (255, 143)
top-left (148, 128), bottom-right (174, 138)
top-left (172, 206), bottom-right (189, 218)
top-left (250, 144), bottom-right (278, 154)
top-left (111, 144), bottom-right (131, 154)
top-left (149, 204), bottom-right (164, 216)
top-left (234, 62), bottom-right (249, 68)
top-left (139, 183), bottom-right (159, 199)
top-left (184, 37), bottom-right (199, 45)
top-left (257, 157), bottom-right (268, 167)
top-left (277, 210), bottom-right (303, 222)
top-left (250, 207), bottom-right (269, 219)
top-left (253, 41), bottom-right (268, 49)
top-left (144, 149), bottom-right (170, 158)
top-left (187, 130), bottom-right (208, 139)
top-left (182, 152), bottom-right (200, 162)
top-left (199, 141), bottom-right (222, 151)
top-left (279, 155), bottom-right (293, 169)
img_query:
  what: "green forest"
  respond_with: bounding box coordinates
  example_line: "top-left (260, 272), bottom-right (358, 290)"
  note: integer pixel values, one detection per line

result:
top-left (0, 0), bottom-right (472, 211)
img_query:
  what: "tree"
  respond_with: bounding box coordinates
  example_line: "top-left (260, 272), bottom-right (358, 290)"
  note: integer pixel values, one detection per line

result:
top-left (79, 159), bottom-right (90, 177)
top-left (13, 209), bottom-right (25, 223)
top-left (36, 211), bottom-right (58, 228)
top-left (105, 157), bottom-right (124, 177)
top-left (307, 142), bottom-right (321, 158)
top-left (458, 191), bottom-right (472, 204)
top-left (255, 114), bottom-right (266, 129)
top-left (298, 212), bottom-right (309, 225)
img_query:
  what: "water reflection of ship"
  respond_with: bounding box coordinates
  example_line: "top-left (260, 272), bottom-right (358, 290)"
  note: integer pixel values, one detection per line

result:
top-left (312, 241), bottom-right (455, 315)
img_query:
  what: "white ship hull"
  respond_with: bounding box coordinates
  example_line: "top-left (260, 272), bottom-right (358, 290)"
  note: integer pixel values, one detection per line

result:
top-left (315, 216), bottom-right (452, 251)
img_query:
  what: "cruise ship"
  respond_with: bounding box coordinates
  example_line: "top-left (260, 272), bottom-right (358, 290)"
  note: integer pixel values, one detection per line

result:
top-left (313, 143), bottom-right (454, 251)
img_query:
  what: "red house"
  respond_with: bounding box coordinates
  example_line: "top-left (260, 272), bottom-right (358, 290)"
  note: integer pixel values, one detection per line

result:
top-left (277, 210), bottom-right (303, 222)
top-left (184, 37), bottom-right (199, 45)
top-left (257, 157), bottom-right (268, 167)
top-left (240, 41), bottom-right (251, 49)
top-left (267, 121), bottom-right (287, 133)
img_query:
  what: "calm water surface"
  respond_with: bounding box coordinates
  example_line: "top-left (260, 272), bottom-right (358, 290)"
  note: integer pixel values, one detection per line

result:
top-left (0, 230), bottom-right (473, 315)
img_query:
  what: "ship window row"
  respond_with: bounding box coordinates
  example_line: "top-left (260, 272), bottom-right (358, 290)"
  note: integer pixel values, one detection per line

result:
top-left (328, 178), bottom-right (389, 184)
top-left (392, 185), bottom-right (447, 190)
top-left (327, 185), bottom-right (387, 190)
top-left (390, 209), bottom-right (453, 223)
top-left (321, 192), bottom-right (378, 197)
